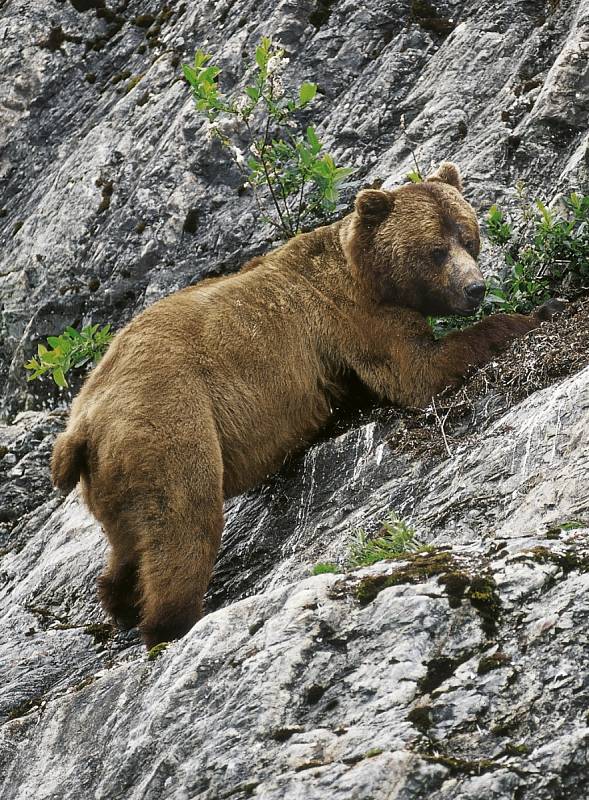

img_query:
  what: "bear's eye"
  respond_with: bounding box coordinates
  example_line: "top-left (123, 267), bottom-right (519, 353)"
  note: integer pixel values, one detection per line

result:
top-left (464, 239), bottom-right (478, 257)
top-left (431, 247), bottom-right (448, 266)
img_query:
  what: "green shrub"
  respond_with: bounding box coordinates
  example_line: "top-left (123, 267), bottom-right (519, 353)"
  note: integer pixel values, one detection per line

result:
top-left (311, 511), bottom-right (429, 575)
top-left (183, 37), bottom-right (354, 239)
top-left (347, 512), bottom-right (429, 568)
top-left (430, 189), bottom-right (589, 335)
top-left (485, 191), bottom-right (589, 314)
top-left (24, 324), bottom-right (113, 388)
top-left (486, 204), bottom-right (512, 246)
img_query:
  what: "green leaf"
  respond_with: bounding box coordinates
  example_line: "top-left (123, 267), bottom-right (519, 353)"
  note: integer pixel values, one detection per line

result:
top-left (255, 45), bottom-right (268, 71)
top-left (306, 126), bottom-right (321, 154)
top-left (245, 86), bottom-right (260, 102)
top-left (407, 170), bottom-right (422, 184)
top-left (53, 367), bottom-right (68, 388)
top-left (182, 64), bottom-right (198, 85)
top-left (194, 50), bottom-right (211, 69)
top-left (65, 326), bottom-right (83, 339)
top-left (535, 199), bottom-right (553, 227)
top-left (299, 82), bottom-right (317, 106)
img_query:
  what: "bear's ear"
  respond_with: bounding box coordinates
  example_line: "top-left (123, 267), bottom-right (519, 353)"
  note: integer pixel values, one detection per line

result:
top-left (355, 189), bottom-right (394, 224)
top-left (425, 162), bottom-right (463, 194)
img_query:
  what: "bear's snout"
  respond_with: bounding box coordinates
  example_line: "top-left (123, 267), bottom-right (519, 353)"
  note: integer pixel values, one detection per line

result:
top-left (464, 281), bottom-right (486, 305)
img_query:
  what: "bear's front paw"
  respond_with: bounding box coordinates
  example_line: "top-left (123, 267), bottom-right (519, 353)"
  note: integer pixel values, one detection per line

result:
top-left (535, 298), bottom-right (568, 322)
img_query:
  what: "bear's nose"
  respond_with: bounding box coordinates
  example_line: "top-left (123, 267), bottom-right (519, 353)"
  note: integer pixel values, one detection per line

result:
top-left (464, 282), bottom-right (486, 303)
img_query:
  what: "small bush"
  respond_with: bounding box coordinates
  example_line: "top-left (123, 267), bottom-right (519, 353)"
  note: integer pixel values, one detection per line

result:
top-left (183, 37), bottom-right (354, 239)
top-left (311, 511), bottom-right (429, 575)
top-left (430, 189), bottom-right (589, 336)
top-left (485, 191), bottom-right (589, 314)
top-left (24, 324), bottom-right (113, 388)
top-left (347, 512), bottom-right (429, 568)
top-left (486, 204), bottom-right (512, 246)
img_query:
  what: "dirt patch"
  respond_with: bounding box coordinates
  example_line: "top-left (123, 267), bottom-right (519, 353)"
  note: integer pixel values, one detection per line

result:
top-left (405, 296), bottom-right (589, 455)
top-left (357, 296), bottom-right (589, 459)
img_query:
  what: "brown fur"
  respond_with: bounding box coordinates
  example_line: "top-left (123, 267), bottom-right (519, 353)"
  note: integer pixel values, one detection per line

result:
top-left (51, 163), bottom-right (556, 648)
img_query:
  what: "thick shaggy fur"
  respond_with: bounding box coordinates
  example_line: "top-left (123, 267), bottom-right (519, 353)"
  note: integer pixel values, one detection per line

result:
top-left (52, 164), bottom-right (551, 647)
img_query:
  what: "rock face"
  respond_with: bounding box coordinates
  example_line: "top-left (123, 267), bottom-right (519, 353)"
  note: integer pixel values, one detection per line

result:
top-left (1, 0), bottom-right (588, 798)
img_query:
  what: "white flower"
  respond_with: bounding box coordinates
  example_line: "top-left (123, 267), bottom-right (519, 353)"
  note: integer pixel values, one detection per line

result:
top-left (250, 142), bottom-right (261, 156)
top-left (206, 122), bottom-right (219, 141)
top-left (267, 52), bottom-right (289, 75)
top-left (235, 96), bottom-right (249, 118)
top-left (271, 75), bottom-right (284, 99)
top-left (230, 145), bottom-right (245, 165)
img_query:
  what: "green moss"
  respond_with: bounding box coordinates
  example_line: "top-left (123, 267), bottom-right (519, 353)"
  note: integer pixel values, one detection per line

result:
top-left (407, 704), bottom-right (432, 731)
top-left (355, 551), bottom-right (454, 605)
top-left (545, 519), bottom-right (587, 538)
top-left (410, 0), bottom-right (457, 35)
top-left (505, 742), bottom-right (530, 755)
top-left (133, 13), bottom-right (155, 27)
top-left (147, 642), bottom-right (169, 661)
top-left (522, 546), bottom-right (589, 573)
top-left (438, 569), bottom-right (471, 607)
top-left (8, 697), bottom-right (43, 720)
top-left (466, 575), bottom-right (502, 636)
top-left (491, 717), bottom-right (519, 736)
top-left (477, 651), bottom-right (510, 675)
top-left (423, 754), bottom-right (495, 775)
top-left (312, 562), bottom-right (341, 575)
top-left (74, 675), bottom-right (97, 692)
top-left (157, 6), bottom-right (174, 23)
top-left (96, 178), bottom-right (113, 214)
top-left (111, 69), bottom-right (131, 85)
top-left (125, 74), bottom-right (144, 93)
top-left (269, 727), bottom-right (302, 741)
top-left (354, 550), bottom-right (502, 635)
top-left (364, 747), bottom-right (383, 758)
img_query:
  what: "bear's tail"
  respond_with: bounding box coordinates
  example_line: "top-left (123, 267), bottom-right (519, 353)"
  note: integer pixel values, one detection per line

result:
top-left (51, 427), bottom-right (88, 493)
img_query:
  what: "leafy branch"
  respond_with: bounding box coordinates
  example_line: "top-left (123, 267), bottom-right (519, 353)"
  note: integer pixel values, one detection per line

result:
top-left (183, 37), bottom-right (354, 239)
top-left (24, 324), bottom-right (113, 388)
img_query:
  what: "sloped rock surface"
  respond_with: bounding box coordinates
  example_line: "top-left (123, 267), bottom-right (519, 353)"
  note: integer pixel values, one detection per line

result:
top-left (1, 367), bottom-right (588, 799)
top-left (1, 0), bottom-right (589, 797)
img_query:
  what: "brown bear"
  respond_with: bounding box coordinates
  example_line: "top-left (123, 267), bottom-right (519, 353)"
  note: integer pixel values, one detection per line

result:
top-left (51, 163), bottom-right (559, 648)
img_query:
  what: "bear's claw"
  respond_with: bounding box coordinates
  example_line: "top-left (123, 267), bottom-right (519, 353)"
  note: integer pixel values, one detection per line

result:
top-left (535, 298), bottom-right (568, 322)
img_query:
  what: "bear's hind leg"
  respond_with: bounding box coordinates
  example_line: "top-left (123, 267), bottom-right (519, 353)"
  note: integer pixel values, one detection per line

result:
top-left (134, 437), bottom-right (225, 649)
top-left (137, 497), bottom-right (224, 649)
top-left (97, 531), bottom-right (141, 630)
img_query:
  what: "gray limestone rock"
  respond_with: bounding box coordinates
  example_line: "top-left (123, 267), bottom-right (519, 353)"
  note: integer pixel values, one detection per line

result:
top-left (1, 0), bottom-right (588, 797)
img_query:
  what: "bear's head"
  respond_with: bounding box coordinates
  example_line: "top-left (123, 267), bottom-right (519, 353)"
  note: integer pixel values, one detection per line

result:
top-left (347, 163), bottom-right (484, 316)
